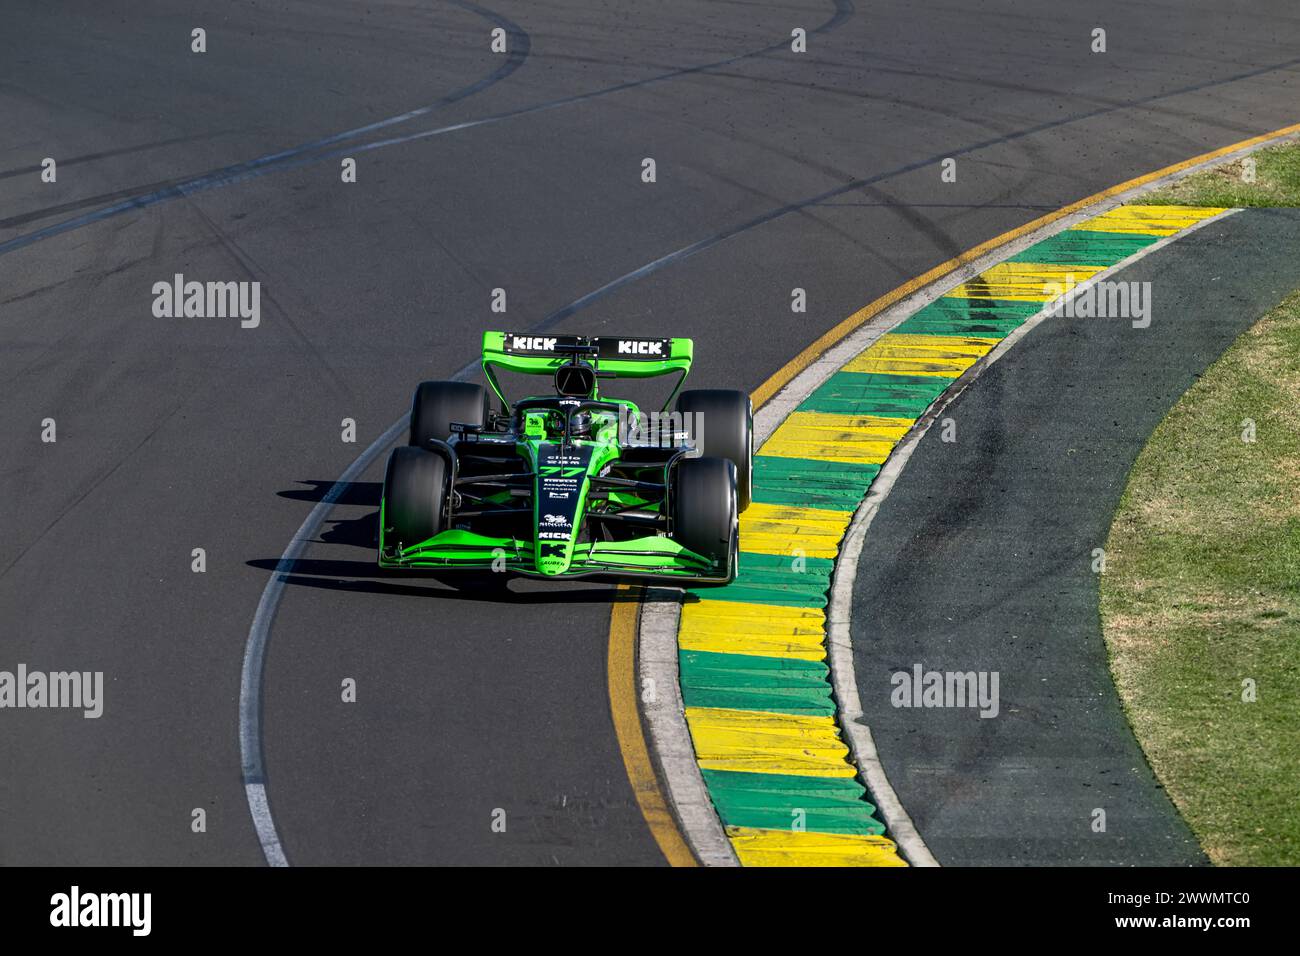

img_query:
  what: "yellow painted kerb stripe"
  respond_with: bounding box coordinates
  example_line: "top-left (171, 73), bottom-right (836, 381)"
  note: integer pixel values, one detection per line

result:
top-left (760, 410), bottom-right (912, 464)
top-left (608, 587), bottom-right (697, 866)
top-left (680, 600), bottom-right (827, 661)
top-left (728, 827), bottom-right (908, 867)
top-left (842, 331), bottom-right (1003, 376)
top-left (1076, 204), bottom-right (1231, 236)
top-left (739, 501), bottom-right (853, 558)
top-left (687, 705), bottom-right (858, 778)
top-left (943, 262), bottom-right (1106, 301)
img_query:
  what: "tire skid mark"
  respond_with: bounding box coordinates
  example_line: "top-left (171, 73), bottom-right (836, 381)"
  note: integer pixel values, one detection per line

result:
top-left (1, 1), bottom-right (854, 255)
top-left (0, 0), bottom-right (532, 255)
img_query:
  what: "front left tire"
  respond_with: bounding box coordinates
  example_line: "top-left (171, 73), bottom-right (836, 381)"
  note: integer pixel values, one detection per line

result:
top-left (409, 381), bottom-right (489, 449)
top-left (672, 456), bottom-right (739, 583)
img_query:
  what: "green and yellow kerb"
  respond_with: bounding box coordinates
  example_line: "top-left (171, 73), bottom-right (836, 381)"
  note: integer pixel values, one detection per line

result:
top-left (677, 204), bottom-right (1229, 866)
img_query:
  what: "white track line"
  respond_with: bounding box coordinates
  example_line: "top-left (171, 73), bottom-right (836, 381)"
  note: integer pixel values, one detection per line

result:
top-left (642, 139), bottom-right (1283, 866)
top-left (239, 415), bottom-right (409, 867)
top-left (638, 591), bottom-right (737, 865)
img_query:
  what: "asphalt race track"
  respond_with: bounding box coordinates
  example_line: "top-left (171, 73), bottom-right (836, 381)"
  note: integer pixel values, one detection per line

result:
top-left (2, 0), bottom-right (1299, 865)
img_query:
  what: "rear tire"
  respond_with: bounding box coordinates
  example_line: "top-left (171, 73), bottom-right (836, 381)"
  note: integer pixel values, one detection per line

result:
top-left (383, 446), bottom-right (448, 546)
top-left (676, 389), bottom-right (752, 511)
top-left (410, 381), bottom-right (489, 448)
top-left (672, 456), bottom-right (738, 581)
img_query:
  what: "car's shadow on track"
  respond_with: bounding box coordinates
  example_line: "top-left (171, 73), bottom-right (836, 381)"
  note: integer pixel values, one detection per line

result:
top-left (277, 479), bottom-right (381, 506)
top-left (250, 479), bottom-right (682, 606)
top-left (277, 479), bottom-right (381, 549)
top-left (247, 568), bottom-right (656, 604)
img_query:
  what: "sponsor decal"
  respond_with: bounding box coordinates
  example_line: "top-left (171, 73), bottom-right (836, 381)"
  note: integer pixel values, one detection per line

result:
top-left (616, 338), bottom-right (663, 355)
top-left (509, 335), bottom-right (558, 352)
top-left (502, 333), bottom-right (671, 359)
top-left (501, 332), bottom-right (670, 358)
top-left (535, 443), bottom-right (592, 566)
top-left (595, 336), bottom-right (670, 359)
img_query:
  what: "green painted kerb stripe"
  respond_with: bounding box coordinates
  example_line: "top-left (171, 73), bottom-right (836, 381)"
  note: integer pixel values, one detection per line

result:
top-left (690, 550), bottom-right (834, 607)
top-left (680, 649), bottom-right (834, 715)
top-left (702, 768), bottom-right (887, 835)
top-left (802, 371), bottom-right (951, 418)
top-left (1006, 229), bottom-right (1159, 265)
top-left (752, 456), bottom-right (881, 509)
top-left (892, 297), bottom-right (1041, 338)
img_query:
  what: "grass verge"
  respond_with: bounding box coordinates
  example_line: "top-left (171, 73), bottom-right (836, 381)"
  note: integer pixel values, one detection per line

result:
top-left (1143, 139), bottom-right (1300, 207)
top-left (1100, 290), bottom-right (1300, 866)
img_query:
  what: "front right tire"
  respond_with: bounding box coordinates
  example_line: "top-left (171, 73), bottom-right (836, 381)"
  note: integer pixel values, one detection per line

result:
top-left (383, 445), bottom-right (448, 547)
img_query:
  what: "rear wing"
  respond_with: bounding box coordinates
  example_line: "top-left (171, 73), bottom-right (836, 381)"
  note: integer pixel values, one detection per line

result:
top-left (481, 331), bottom-right (693, 408)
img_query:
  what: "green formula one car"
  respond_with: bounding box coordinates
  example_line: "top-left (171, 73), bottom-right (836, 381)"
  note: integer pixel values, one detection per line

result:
top-left (378, 331), bottom-right (752, 583)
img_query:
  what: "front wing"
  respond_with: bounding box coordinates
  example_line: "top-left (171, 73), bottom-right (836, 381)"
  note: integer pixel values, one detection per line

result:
top-left (379, 529), bottom-right (732, 584)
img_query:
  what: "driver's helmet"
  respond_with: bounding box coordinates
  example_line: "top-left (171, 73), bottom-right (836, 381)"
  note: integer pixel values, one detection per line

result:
top-left (568, 410), bottom-right (594, 438)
